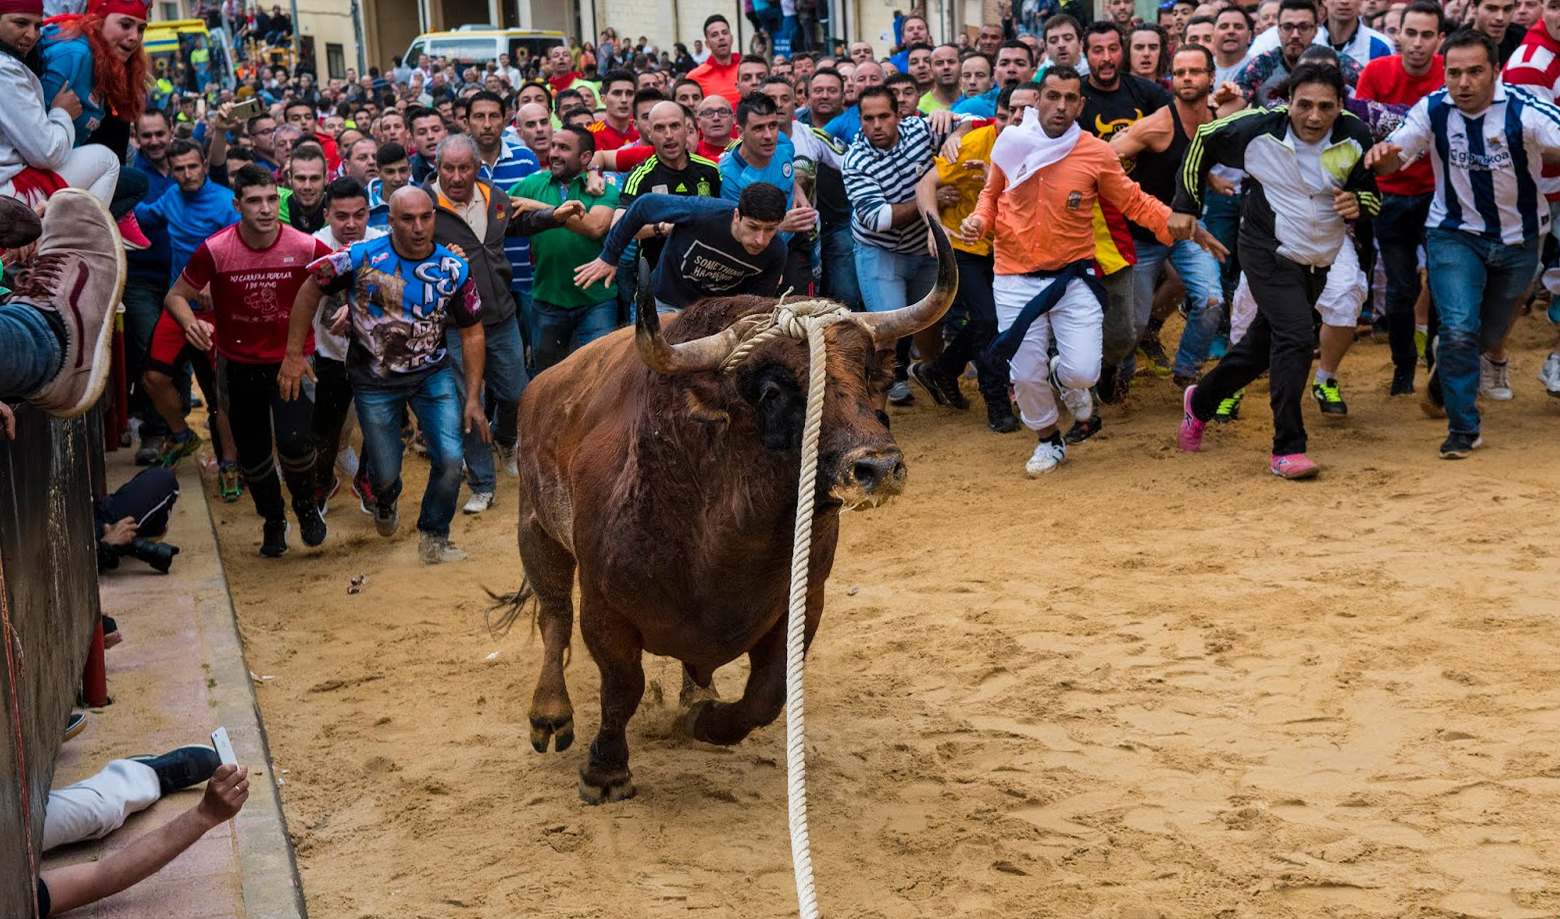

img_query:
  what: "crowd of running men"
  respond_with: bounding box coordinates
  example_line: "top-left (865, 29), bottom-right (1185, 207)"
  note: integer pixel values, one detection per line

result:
top-left (4, 0), bottom-right (1560, 562)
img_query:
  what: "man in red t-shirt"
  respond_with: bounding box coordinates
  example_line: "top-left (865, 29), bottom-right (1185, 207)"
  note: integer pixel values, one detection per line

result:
top-left (1504, 0), bottom-right (1560, 396)
top-left (1356, 0), bottom-right (1446, 395)
top-left (585, 70), bottom-right (641, 151)
top-left (688, 14), bottom-right (742, 104)
top-left (163, 164), bottom-right (334, 558)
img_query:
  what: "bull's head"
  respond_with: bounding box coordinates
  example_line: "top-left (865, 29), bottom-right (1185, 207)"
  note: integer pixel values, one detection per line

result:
top-left (634, 214), bottom-right (958, 509)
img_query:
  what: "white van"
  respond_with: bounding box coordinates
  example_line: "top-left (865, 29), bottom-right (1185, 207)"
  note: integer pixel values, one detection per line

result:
top-left (403, 28), bottom-right (566, 68)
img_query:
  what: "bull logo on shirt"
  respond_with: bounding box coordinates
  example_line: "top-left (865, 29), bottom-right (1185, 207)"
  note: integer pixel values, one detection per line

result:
top-left (1096, 109), bottom-right (1145, 174)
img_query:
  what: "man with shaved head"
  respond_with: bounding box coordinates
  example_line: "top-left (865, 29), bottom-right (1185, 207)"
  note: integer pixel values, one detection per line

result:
top-left (516, 102), bottom-right (553, 160)
top-left (287, 185), bottom-right (488, 563)
top-left (825, 59), bottom-right (886, 143)
top-left (694, 94), bottom-right (737, 161)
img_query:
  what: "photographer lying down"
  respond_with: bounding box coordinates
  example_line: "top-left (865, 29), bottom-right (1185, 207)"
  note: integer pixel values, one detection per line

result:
top-left (96, 467), bottom-right (181, 574)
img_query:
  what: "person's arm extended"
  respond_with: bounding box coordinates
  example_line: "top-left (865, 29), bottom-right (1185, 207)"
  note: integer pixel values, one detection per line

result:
top-left (1366, 97), bottom-right (1433, 175)
top-left (505, 200), bottom-right (584, 237)
top-left (914, 164), bottom-right (945, 221)
top-left (598, 193), bottom-right (708, 264)
top-left (458, 322), bottom-right (489, 443)
top-left (1171, 112), bottom-right (1247, 215)
top-left (41, 765), bottom-right (249, 917)
top-left (278, 278), bottom-right (325, 400)
top-left (1111, 107), bottom-right (1169, 161)
top-left (565, 202), bottom-right (616, 239)
top-left (164, 277), bottom-right (214, 352)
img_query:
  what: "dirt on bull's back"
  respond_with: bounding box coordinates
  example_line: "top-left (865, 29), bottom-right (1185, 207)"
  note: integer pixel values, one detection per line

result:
top-left (218, 319), bottom-right (1560, 918)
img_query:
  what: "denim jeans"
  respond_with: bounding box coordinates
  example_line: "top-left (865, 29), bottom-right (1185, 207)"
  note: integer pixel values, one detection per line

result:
top-left (1132, 238), bottom-right (1224, 378)
top-left (445, 320), bottom-right (525, 494)
top-left (821, 223), bottom-right (862, 309)
top-left (1202, 189), bottom-right (1244, 302)
top-left (1375, 192), bottom-right (1433, 374)
top-left (533, 299), bottom-right (619, 372)
top-left (513, 286), bottom-right (535, 373)
top-left (1425, 229), bottom-right (1538, 437)
top-left (354, 364), bottom-right (464, 538)
top-left (0, 302), bottom-right (61, 397)
top-left (856, 242), bottom-right (939, 381)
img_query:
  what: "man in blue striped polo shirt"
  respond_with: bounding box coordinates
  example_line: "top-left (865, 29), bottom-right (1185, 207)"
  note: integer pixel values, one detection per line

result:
top-left (1369, 30), bottom-right (1560, 458)
top-left (469, 91), bottom-right (539, 400)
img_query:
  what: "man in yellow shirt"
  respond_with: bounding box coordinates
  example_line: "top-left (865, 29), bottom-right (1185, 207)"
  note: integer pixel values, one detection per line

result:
top-left (911, 82), bottom-right (1040, 433)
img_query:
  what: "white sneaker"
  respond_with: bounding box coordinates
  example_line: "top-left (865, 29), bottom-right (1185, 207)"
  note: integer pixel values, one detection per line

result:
top-left (495, 441), bottom-right (519, 477)
top-left (1539, 353), bottom-right (1560, 397)
top-left (462, 491), bottom-right (495, 514)
top-left (1050, 354), bottom-right (1093, 420)
top-left (1024, 436), bottom-right (1066, 477)
top-left (1480, 354), bottom-right (1513, 401)
top-left (418, 533), bottom-right (469, 564)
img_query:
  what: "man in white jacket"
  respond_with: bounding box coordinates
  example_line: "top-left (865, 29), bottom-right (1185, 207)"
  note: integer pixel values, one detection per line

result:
top-left (0, 0), bottom-right (119, 207)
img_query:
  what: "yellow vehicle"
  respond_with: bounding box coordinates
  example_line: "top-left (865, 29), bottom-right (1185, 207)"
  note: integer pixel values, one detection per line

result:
top-left (402, 28), bottom-right (566, 68)
top-left (145, 19), bottom-right (238, 93)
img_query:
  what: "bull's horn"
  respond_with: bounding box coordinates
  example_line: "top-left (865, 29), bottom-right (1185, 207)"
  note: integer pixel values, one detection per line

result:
top-left (635, 290), bottom-right (744, 375)
top-left (854, 213), bottom-right (958, 347)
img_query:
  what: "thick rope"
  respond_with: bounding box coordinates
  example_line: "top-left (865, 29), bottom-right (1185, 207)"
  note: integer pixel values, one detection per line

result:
top-left (719, 294), bottom-right (851, 919)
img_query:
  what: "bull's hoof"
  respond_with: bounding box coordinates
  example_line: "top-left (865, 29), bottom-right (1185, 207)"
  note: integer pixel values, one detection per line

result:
top-left (530, 715), bottom-right (575, 753)
top-left (677, 699), bottom-right (717, 740)
top-left (578, 767), bottom-right (635, 805)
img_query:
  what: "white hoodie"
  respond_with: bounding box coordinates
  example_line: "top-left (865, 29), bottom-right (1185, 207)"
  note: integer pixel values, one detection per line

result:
top-left (0, 51), bottom-right (76, 191)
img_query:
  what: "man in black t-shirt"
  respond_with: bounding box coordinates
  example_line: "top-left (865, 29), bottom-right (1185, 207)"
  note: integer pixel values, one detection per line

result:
top-left (578, 185), bottom-right (788, 312)
top-left (614, 101), bottom-right (723, 314)
top-left (1070, 21), bottom-right (1174, 433)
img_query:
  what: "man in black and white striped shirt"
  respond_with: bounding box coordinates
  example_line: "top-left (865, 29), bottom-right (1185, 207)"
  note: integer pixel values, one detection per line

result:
top-left (843, 85), bottom-right (952, 404)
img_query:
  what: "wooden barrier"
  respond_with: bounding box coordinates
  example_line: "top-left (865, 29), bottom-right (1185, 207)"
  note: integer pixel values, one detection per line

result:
top-left (0, 404), bottom-right (105, 919)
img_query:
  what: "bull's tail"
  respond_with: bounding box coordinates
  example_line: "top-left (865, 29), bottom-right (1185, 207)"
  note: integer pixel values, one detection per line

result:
top-left (483, 580), bottom-right (540, 638)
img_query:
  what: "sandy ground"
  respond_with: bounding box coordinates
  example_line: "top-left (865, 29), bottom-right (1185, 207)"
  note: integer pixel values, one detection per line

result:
top-left (212, 313), bottom-right (1560, 919)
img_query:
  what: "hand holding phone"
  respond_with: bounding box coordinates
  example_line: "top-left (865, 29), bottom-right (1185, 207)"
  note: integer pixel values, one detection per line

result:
top-left (211, 726), bottom-right (238, 766)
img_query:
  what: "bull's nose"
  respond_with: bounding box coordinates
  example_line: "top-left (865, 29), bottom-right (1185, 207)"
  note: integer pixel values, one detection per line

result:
top-left (846, 451), bottom-right (906, 494)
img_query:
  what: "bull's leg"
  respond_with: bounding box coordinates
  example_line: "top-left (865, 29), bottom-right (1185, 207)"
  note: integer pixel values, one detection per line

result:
top-left (578, 601), bottom-right (644, 805)
top-left (685, 619), bottom-right (788, 746)
top-left (521, 515), bottom-right (577, 754)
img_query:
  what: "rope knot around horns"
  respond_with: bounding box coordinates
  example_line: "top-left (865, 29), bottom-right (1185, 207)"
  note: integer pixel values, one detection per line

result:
top-left (718, 292), bottom-right (855, 375)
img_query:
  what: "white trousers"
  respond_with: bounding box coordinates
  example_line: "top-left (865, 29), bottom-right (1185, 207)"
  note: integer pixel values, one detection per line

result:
top-left (43, 758), bottom-right (161, 851)
top-left (0, 143), bottom-right (120, 209)
top-left (994, 273), bottom-right (1103, 431)
top-left (1232, 241), bottom-right (1366, 344)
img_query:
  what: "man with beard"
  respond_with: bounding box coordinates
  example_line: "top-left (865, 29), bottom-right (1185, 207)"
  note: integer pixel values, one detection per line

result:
top-left (279, 144), bottom-right (327, 233)
top-left (1236, 0), bottom-right (1362, 106)
top-left (509, 125), bottom-right (620, 371)
top-left (1077, 21), bottom-right (1171, 427)
top-left (763, 76), bottom-right (850, 303)
top-left (1110, 44), bottom-right (1226, 386)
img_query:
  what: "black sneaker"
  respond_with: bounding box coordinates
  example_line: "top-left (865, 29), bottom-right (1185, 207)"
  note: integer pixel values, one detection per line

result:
top-left (1390, 366), bottom-right (1415, 396)
top-left (132, 744), bottom-right (221, 794)
top-left (374, 501), bottom-right (400, 537)
top-left (294, 499), bottom-right (327, 548)
top-left (260, 520), bottom-right (289, 557)
top-left (1064, 413), bottom-right (1103, 444)
top-left (65, 712), bottom-right (87, 742)
top-left (908, 361), bottom-right (969, 410)
top-left (985, 399), bottom-right (1020, 434)
top-left (1439, 432), bottom-right (1483, 459)
top-left (133, 440), bottom-right (159, 466)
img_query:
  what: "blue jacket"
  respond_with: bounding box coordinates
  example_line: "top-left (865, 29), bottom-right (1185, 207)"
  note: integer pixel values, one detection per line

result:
top-left (135, 181), bottom-right (239, 287)
top-left (38, 30), bottom-right (101, 147)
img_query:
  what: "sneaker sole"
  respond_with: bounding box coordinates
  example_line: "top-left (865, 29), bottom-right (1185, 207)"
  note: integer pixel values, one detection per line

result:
top-left (52, 190), bottom-right (127, 419)
top-left (907, 363), bottom-right (949, 407)
top-left (1270, 465), bottom-right (1320, 480)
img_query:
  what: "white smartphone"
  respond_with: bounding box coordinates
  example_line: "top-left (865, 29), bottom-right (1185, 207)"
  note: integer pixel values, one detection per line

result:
top-left (211, 726), bottom-right (237, 766)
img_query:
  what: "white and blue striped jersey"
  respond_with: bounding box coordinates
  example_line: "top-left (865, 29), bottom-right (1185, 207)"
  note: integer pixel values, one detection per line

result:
top-left (1389, 83), bottom-right (1560, 245)
top-left (1319, 20), bottom-right (1395, 68)
top-left (478, 137), bottom-right (540, 293)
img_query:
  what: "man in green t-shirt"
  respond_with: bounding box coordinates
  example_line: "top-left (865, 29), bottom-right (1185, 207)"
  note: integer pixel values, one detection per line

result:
top-left (510, 125), bottom-right (622, 372)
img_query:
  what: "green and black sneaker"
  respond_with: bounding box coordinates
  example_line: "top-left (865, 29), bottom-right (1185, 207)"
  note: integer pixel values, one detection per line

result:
top-left (1311, 377), bottom-right (1348, 418)
top-left (1214, 389), bottom-right (1243, 424)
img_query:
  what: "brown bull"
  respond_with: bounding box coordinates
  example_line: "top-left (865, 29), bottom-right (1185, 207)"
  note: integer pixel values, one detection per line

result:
top-left (499, 220), bottom-right (957, 804)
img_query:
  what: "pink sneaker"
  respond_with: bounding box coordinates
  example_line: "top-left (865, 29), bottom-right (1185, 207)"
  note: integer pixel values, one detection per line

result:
top-left (116, 212), bottom-right (151, 250)
top-left (1270, 453), bottom-right (1320, 479)
top-left (1177, 384), bottom-right (1206, 451)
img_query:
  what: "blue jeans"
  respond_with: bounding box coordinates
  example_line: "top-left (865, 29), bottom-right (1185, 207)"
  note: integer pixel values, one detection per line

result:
top-left (513, 286), bottom-right (536, 374)
top-left (821, 223), bottom-right (862, 309)
top-left (0, 302), bottom-right (61, 397)
top-left (1202, 189), bottom-right (1244, 303)
top-left (354, 364), bottom-right (465, 538)
top-left (1425, 229), bottom-right (1538, 437)
top-left (855, 242), bottom-right (939, 313)
top-left (445, 320), bottom-right (525, 493)
top-left (1131, 238), bottom-right (1224, 378)
top-left (533, 299), bottom-right (618, 372)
